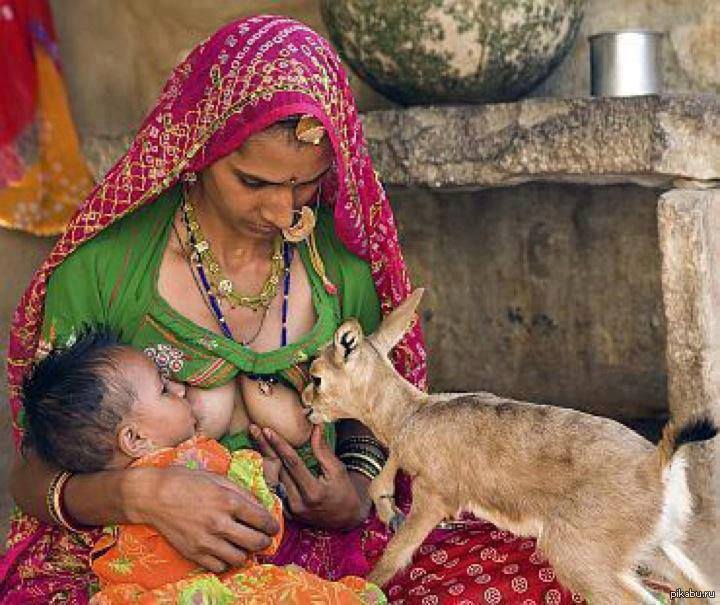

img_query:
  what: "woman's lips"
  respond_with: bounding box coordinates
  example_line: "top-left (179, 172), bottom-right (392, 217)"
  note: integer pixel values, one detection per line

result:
top-left (253, 222), bottom-right (280, 234)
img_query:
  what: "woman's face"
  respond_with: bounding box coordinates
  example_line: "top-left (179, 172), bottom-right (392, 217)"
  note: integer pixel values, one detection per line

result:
top-left (196, 126), bottom-right (333, 240)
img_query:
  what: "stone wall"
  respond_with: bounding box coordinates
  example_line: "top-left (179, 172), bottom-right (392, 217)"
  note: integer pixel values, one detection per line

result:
top-left (391, 183), bottom-right (667, 421)
top-left (47, 0), bottom-right (392, 142)
top-left (0, 231), bottom-right (55, 536)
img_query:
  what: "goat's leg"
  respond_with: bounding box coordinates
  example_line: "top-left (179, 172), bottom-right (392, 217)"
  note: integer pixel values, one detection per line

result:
top-left (540, 526), bottom-right (655, 605)
top-left (368, 483), bottom-right (445, 587)
top-left (658, 543), bottom-right (719, 604)
top-left (617, 572), bottom-right (666, 605)
top-left (369, 450), bottom-right (402, 529)
top-left (552, 568), bottom-right (657, 605)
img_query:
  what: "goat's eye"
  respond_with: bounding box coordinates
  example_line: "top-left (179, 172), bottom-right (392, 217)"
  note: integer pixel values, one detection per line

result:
top-left (311, 374), bottom-right (322, 389)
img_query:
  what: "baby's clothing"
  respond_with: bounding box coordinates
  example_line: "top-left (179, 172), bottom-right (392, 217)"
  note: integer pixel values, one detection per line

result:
top-left (89, 437), bottom-right (384, 604)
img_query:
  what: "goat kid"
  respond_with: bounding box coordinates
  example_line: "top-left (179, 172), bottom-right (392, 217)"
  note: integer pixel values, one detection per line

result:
top-left (302, 289), bottom-right (718, 605)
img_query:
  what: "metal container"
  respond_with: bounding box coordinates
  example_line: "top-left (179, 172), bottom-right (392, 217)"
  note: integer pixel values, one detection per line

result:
top-left (589, 30), bottom-right (664, 97)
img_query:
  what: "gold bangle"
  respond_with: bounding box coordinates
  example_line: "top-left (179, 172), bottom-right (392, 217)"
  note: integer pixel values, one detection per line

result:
top-left (343, 453), bottom-right (383, 480)
top-left (46, 470), bottom-right (83, 532)
top-left (46, 470), bottom-right (65, 525)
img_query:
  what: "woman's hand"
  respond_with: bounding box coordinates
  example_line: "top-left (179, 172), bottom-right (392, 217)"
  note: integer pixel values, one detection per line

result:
top-left (250, 423), bottom-right (372, 529)
top-left (124, 465), bottom-right (281, 572)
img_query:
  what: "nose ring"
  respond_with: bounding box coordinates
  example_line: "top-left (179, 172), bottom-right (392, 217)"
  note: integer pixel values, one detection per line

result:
top-left (283, 205), bottom-right (316, 243)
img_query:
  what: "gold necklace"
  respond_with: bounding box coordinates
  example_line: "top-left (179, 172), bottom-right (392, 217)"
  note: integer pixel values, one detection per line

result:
top-left (182, 194), bottom-right (284, 311)
top-left (173, 218), bottom-right (269, 345)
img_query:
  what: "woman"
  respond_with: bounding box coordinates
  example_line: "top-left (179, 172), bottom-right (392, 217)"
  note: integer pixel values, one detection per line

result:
top-left (1, 15), bottom-right (581, 604)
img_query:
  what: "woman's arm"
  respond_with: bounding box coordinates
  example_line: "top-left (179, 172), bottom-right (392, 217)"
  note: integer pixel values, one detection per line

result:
top-left (336, 418), bottom-right (375, 444)
top-left (10, 448), bottom-right (149, 527)
top-left (10, 448), bottom-right (280, 572)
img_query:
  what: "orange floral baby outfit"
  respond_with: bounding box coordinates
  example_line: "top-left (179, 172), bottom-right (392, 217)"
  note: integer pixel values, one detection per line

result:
top-left (89, 437), bottom-right (384, 605)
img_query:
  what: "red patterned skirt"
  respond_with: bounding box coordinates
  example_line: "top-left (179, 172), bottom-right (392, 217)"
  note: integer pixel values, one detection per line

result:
top-left (2, 512), bottom-right (585, 604)
top-left (376, 521), bottom-right (584, 605)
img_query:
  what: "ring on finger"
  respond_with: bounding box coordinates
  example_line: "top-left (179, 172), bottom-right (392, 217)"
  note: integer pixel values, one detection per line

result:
top-left (272, 482), bottom-right (292, 514)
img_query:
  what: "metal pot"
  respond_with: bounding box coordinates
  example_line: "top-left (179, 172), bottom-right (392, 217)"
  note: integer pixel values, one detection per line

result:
top-left (589, 30), bottom-right (664, 97)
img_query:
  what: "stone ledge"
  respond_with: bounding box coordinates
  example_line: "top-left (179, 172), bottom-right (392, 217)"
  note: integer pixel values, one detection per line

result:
top-left (83, 95), bottom-right (720, 190)
top-left (361, 95), bottom-right (720, 190)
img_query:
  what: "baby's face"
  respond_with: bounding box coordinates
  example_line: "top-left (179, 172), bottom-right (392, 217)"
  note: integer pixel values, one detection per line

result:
top-left (119, 348), bottom-right (197, 449)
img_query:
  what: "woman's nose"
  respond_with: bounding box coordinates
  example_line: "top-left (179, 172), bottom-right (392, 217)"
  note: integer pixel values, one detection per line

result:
top-left (166, 380), bottom-right (186, 398)
top-left (265, 186), bottom-right (296, 230)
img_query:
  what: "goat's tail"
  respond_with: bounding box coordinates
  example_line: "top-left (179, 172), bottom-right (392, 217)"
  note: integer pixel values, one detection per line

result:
top-left (657, 415), bottom-right (718, 469)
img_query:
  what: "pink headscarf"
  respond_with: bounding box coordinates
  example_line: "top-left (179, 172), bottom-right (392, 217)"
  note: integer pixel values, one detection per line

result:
top-left (7, 14), bottom-right (427, 443)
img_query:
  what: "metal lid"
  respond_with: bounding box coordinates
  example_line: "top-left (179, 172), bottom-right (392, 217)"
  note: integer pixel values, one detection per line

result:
top-left (588, 30), bottom-right (665, 39)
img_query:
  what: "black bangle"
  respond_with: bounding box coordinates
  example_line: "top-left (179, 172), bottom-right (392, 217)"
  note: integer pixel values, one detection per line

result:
top-left (342, 454), bottom-right (382, 474)
top-left (337, 441), bottom-right (386, 457)
top-left (340, 453), bottom-right (383, 478)
top-left (344, 462), bottom-right (377, 481)
top-left (337, 438), bottom-right (388, 467)
top-left (337, 436), bottom-right (387, 456)
top-left (339, 448), bottom-right (386, 470)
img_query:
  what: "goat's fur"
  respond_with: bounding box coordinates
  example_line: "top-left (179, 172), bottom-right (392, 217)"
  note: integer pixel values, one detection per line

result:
top-left (302, 289), bottom-right (719, 605)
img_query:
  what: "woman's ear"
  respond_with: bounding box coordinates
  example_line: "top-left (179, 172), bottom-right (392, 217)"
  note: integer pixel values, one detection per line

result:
top-left (333, 319), bottom-right (363, 365)
top-left (117, 423), bottom-right (154, 459)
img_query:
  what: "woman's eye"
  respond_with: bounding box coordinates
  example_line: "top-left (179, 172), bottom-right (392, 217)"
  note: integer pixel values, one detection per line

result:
top-left (241, 178), bottom-right (264, 189)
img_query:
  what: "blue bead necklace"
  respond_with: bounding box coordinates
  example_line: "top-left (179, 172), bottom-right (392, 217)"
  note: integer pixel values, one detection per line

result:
top-left (182, 199), bottom-right (293, 394)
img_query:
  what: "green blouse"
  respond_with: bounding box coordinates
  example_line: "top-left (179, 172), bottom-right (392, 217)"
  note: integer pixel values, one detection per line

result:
top-left (40, 185), bottom-right (381, 462)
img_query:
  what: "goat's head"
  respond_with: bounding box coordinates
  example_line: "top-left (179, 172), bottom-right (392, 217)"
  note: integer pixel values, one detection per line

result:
top-left (302, 288), bottom-right (424, 424)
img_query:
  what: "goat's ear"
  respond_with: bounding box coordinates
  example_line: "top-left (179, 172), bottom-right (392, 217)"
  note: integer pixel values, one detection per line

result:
top-left (371, 288), bottom-right (424, 355)
top-left (333, 319), bottom-right (364, 365)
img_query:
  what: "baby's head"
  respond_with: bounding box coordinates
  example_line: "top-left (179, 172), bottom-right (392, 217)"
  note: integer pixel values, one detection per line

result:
top-left (22, 329), bottom-right (197, 473)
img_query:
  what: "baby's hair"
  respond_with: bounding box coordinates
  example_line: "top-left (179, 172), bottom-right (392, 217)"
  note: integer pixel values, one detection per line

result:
top-left (21, 326), bottom-right (135, 473)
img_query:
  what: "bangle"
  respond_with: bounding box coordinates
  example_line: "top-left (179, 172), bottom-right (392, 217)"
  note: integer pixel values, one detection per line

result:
top-left (338, 443), bottom-right (387, 462)
top-left (341, 454), bottom-right (383, 480)
top-left (344, 463), bottom-right (377, 481)
top-left (338, 452), bottom-right (384, 476)
top-left (337, 436), bottom-right (387, 456)
top-left (338, 445), bottom-right (387, 471)
top-left (337, 438), bottom-right (388, 470)
top-left (46, 470), bottom-right (84, 532)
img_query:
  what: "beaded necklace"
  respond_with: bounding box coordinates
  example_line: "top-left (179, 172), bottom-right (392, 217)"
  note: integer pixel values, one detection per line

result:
top-left (181, 201), bottom-right (293, 396)
top-left (183, 195), bottom-right (284, 311)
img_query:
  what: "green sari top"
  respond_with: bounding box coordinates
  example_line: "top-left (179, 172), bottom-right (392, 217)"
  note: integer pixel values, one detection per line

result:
top-left (39, 185), bottom-right (381, 462)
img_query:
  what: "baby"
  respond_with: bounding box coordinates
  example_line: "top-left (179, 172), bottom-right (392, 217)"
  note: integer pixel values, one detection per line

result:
top-left (21, 328), bottom-right (384, 605)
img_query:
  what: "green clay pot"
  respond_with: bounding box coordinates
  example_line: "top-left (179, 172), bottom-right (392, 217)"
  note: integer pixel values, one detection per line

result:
top-left (321, 0), bottom-right (586, 104)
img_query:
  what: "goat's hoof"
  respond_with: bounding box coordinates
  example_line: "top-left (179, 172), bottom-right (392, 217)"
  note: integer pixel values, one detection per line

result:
top-left (389, 512), bottom-right (406, 533)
